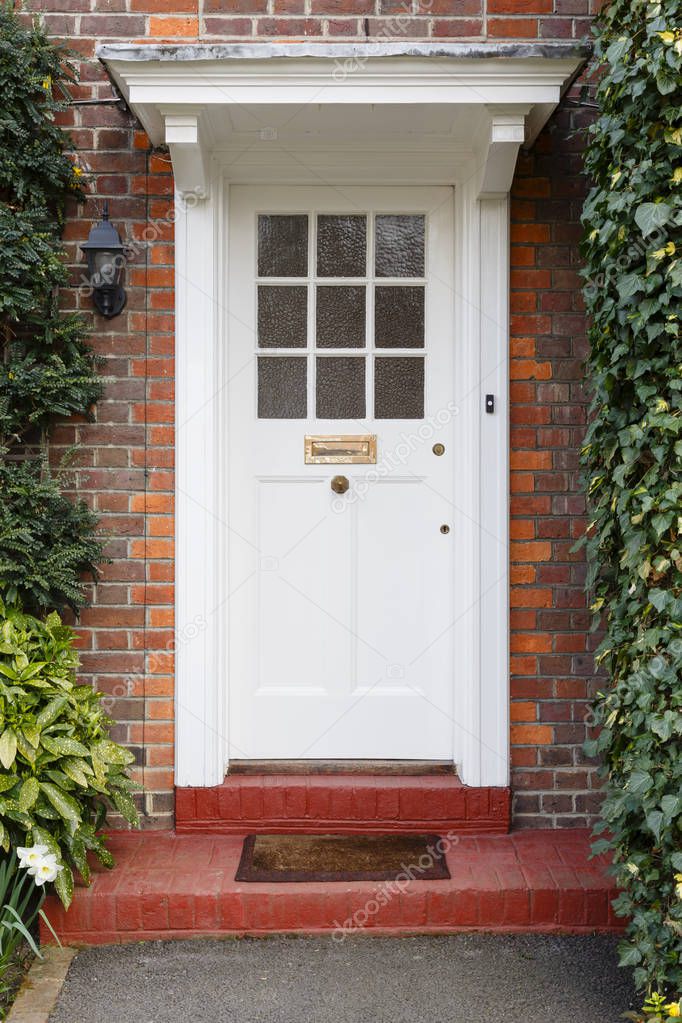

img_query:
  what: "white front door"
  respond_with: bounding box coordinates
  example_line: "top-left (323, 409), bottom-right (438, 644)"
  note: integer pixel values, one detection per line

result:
top-left (227, 185), bottom-right (458, 761)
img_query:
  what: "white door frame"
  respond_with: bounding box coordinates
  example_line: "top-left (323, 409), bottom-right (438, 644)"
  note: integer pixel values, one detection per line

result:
top-left (100, 43), bottom-right (584, 788)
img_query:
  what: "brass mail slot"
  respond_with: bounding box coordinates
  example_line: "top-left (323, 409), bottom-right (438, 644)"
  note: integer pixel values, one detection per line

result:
top-left (304, 434), bottom-right (377, 465)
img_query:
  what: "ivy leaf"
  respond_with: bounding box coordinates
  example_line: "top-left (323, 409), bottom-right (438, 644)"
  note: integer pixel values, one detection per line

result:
top-left (645, 810), bottom-right (663, 842)
top-left (618, 945), bottom-right (642, 968)
top-left (617, 273), bottom-right (643, 298)
top-left (627, 770), bottom-right (653, 795)
top-left (648, 589), bottom-right (669, 612)
top-left (634, 201), bottom-right (672, 237)
top-left (660, 794), bottom-right (679, 821)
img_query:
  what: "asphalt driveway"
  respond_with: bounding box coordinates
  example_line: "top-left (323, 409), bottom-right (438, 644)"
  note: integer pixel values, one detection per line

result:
top-left (49, 934), bottom-right (636, 1023)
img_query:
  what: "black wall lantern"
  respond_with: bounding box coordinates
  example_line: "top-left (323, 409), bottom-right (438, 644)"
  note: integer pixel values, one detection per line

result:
top-left (81, 203), bottom-right (127, 318)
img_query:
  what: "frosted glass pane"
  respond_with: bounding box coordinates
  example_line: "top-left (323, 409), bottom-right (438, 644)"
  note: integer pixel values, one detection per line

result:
top-left (316, 357), bottom-right (366, 419)
top-left (258, 215), bottom-right (308, 277)
top-left (258, 357), bottom-right (307, 418)
top-left (375, 215), bottom-right (425, 277)
top-left (316, 286), bottom-right (366, 348)
top-left (258, 286), bottom-right (308, 348)
top-left (374, 357), bottom-right (424, 419)
top-left (375, 286), bottom-right (424, 348)
top-left (317, 215), bottom-right (367, 277)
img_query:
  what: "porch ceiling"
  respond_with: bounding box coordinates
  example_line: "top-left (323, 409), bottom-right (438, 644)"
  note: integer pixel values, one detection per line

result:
top-left (99, 41), bottom-right (587, 197)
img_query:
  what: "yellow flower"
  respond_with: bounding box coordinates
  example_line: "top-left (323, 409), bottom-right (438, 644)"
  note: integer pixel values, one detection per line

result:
top-left (72, 166), bottom-right (82, 177)
top-left (42, 75), bottom-right (51, 91)
top-left (658, 30), bottom-right (675, 43)
top-left (673, 167), bottom-right (682, 185)
top-left (666, 1002), bottom-right (681, 1018)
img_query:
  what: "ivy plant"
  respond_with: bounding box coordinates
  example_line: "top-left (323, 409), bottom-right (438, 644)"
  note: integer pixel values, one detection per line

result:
top-left (0, 4), bottom-right (103, 612)
top-left (0, 600), bottom-right (138, 908)
top-left (580, 0), bottom-right (682, 999)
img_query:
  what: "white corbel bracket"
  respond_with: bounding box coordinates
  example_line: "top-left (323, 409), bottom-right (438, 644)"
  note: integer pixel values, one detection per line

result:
top-left (476, 106), bottom-right (530, 198)
top-left (163, 111), bottom-right (210, 201)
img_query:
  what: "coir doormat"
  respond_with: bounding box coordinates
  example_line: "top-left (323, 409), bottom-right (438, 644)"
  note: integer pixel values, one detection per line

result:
top-left (235, 833), bottom-right (450, 882)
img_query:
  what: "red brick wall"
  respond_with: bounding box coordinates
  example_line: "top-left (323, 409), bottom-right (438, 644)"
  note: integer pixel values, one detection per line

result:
top-left (54, 134), bottom-right (177, 826)
top-left (30, 0), bottom-right (595, 44)
top-left (27, 0), bottom-right (599, 829)
top-left (509, 96), bottom-right (602, 827)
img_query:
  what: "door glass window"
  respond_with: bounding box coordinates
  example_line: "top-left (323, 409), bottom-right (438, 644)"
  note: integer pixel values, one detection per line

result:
top-left (316, 285), bottom-right (366, 348)
top-left (258, 285), bottom-right (307, 348)
top-left (374, 285), bottom-right (424, 349)
top-left (317, 214), bottom-right (367, 277)
top-left (257, 356), bottom-right (307, 419)
top-left (316, 356), bottom-right (366, 419)
top-left (256, 212), bottom-right (426, 420)
top-left (375, 214), bottom-right (425, 277)
top-left (258, 214), bottom-right (308, 277)
top-left (375, 357), bottom-right (424, 420)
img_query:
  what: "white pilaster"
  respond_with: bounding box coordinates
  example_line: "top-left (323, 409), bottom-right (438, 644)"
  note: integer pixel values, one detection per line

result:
top-left (174, 179), bottom-right (227, 786)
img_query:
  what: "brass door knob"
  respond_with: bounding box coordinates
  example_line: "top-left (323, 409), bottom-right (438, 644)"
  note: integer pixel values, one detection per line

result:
top-left (331, 475), bottom-right (349, 494)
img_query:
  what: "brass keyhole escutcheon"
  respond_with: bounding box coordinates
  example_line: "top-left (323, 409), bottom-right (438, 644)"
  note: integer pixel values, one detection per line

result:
top-left (331, 475), bottom-right (350, 495)
top-left (432, 443), bottom-right (445, 456)
top-left (440, 524), bottom-right (450, 535)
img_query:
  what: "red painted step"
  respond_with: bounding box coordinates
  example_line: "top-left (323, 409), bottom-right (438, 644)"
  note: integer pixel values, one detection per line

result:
top-left (41, 829), bottom-right (622, 945)
top-left (175, 776), bottom-right (511, 835)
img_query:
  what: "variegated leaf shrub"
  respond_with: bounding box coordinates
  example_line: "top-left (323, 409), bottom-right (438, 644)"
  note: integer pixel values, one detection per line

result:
top-left (0, 600), bottom-right (139, 908)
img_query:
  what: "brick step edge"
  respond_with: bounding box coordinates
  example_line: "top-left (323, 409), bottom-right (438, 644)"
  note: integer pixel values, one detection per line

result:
top-left (40, 888), bottom-right (623, 946)
top-left (175, 782), bottom-right (511, 835)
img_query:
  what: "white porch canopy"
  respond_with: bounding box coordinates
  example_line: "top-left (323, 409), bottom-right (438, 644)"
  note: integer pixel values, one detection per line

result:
top-left (100, 42), bottom-right (585, 788)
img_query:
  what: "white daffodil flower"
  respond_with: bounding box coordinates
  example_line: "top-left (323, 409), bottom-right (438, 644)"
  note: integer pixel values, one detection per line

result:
top-left (16, 845), bottom-right (50, 869)
top-left (30, 859), bottom-right (63, 886)
top-left (27, 851), bottom-right (59, 875)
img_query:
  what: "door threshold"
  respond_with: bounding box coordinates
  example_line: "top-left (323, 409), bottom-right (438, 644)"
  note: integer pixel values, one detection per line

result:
top-left (227, 760), bottom-right (457, 777)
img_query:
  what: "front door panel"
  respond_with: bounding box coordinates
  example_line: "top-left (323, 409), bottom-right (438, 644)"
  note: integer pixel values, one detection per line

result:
top-left (228, 186), bottom-right (456, 760)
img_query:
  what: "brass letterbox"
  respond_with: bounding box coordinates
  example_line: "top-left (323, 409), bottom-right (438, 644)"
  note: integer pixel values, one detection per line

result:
top-left (304, 435), bottom-right (377, 465)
